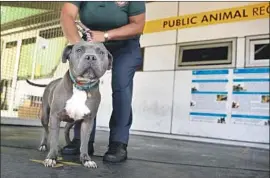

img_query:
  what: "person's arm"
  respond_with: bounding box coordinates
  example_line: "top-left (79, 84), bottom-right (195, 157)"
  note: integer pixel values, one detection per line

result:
top-left (60, 2), bottom-right (81, 44)
top-left (108, 1), bottom-right (146, 40)
top-left (90, 2), bottom-right (146, 42)
top-left (107, 13), bottom-right (145, 41)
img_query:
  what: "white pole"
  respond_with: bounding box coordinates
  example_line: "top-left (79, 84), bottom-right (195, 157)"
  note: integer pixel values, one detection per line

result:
top-left (31, 30), bottom-right (40, 80)
top-left (0, 40), bottom-right (6, 69)
top-left (0, 40), bottom-right (6, 110)
top-left (8, 39), bottom-right (22, 114)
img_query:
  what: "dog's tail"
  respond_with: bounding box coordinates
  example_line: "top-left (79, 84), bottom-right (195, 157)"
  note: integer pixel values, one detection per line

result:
top-left (64, 122), bottom-right (76, 145)
top-left (26, 79), bottom-right (47, 87)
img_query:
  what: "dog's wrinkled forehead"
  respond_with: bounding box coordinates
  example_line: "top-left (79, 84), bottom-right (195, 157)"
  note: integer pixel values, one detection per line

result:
top-left (72, 41), bottom-right (107, 57)
top-left (75, 41), bottom-right (107, 51)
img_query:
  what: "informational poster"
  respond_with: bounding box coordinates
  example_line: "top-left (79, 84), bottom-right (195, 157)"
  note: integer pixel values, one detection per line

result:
top-left (190, 69), bottom-right (229, 124)
top-left (231, 68), bottom-right (270, 126)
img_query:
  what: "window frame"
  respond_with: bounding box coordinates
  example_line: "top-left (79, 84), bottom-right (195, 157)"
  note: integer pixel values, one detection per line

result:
top-left (245, 34), bottom-right (270, 67)
top-left (175, 38), bottom-right (236, 70)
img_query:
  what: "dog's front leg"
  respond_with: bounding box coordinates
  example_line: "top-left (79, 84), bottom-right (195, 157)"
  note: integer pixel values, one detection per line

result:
top-left (80, 114), bottom-right (97, 168)
top-left (44, 113), bottom-right (60, 167)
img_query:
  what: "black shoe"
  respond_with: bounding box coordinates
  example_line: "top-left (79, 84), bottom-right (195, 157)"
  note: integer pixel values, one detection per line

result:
top-left (103, 142), bottom-right (127, 163)
top-left (61, 138), bottom-right (94, 155)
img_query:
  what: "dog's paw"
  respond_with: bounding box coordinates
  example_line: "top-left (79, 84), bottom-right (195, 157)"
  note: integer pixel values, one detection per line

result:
top-left (44, 159), bottom-right (56, 167)
top-left (83, 160), bottom-right (97, 168)
top-left (38, 145), bottom-right (47, 152)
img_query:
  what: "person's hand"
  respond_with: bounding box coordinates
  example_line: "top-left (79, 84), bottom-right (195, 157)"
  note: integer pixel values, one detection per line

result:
top-left (88, 30), bottom-right (105, 42)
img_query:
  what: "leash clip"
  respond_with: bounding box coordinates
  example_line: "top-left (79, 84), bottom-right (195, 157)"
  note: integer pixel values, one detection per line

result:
top-left (75, 21), bottom-right (92, 42)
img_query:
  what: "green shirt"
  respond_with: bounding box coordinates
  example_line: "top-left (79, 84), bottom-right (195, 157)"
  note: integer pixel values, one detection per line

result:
top-left (69, 1), bottom-right (146, 47)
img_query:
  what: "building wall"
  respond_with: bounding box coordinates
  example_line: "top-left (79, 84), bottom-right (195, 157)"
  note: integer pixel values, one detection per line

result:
top-left (96, 2), bottom-right (270, 143)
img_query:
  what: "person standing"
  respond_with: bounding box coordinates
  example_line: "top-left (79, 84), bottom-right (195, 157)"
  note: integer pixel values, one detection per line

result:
top-left (60, 1), bottom-right (146, 163)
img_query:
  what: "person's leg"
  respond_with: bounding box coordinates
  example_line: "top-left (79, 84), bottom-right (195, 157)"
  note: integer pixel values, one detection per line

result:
top-left (103, 39), bottom-right (142, 162)
top-left (62, 118), bottom-right (96, 155)
top-left (109, 80), bottom-right (133, 144)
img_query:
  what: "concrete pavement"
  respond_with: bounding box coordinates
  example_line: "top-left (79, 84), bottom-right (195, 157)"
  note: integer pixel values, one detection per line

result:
top-left (1, 125), bottom-right (269, 178)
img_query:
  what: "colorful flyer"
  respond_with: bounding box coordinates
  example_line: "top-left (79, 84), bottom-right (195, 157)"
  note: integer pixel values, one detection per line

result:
top-left (231, 68), bottom-right (270, 126)
top-left (190, 69), bottom-right (229, 124)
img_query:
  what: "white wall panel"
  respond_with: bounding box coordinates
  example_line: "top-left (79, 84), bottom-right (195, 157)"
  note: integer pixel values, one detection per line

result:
top-left (177, 19), bottom-right (269, 43)
top-left (131, 71), bottom-right (174, 133)
top-left (177, 2), bottom-right (269, 43)
top-left (97, 71), bottom-right (174, 134)
top-left (178, 2), bottom-right (259, 15)
top-left (236, 37), bottom-right (245, 68)
top-left (146, 2), bottom-right (179, 20)
top-left (140, 2), bottom-right (179, 47)
top-left (140, 31), bottom-right (177, 47)
top-left (143, 45), bottom-right (176, 71)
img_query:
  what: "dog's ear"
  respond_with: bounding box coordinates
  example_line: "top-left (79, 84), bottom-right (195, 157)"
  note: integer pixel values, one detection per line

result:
top-left (107, 51), bottom-right (113, 70)
top-left (62, 45), bottom-right (74, 63)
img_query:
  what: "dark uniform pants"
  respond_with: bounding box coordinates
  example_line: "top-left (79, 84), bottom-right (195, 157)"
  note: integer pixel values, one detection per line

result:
top-left (74, 38), bottom-right (143, 145)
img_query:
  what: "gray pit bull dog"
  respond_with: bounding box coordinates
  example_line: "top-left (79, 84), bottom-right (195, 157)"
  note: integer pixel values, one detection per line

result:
top-left (26, 40), bottom-right (113, 168)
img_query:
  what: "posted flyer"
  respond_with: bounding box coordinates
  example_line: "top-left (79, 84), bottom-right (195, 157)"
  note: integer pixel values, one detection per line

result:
top-left (190, 69), bottom-right (229, 124)
top-left (231, 68), bottom-right (270, 126)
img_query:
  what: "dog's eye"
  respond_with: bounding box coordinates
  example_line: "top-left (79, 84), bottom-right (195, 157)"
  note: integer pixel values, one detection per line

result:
top-left (96, 47), bottom-right (104, 55)
top-left (76, 49), bottom-right (82, 53)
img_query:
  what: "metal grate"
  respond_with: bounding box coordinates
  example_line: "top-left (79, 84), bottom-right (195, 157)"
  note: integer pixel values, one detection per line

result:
top-left (1, 2), bottom-right (68, 119)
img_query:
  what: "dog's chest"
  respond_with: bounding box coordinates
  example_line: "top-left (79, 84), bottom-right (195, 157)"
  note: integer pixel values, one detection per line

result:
top-left (65, 86), bottom-right (90, 120)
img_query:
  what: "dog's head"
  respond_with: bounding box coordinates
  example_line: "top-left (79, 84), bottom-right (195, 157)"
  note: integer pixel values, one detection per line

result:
top-left (62, 41), bottom-right (113, 82)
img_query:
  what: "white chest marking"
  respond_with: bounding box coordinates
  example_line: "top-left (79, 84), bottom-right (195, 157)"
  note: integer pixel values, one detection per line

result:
top-left (65, 86), bottom-right (90, 120)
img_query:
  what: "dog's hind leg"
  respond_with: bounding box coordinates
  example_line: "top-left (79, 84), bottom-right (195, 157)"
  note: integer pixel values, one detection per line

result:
top-left (39, 104), bottom-right (50, 152)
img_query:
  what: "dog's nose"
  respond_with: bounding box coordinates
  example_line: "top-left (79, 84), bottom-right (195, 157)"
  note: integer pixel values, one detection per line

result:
top-left (85, 55), bottom-right (96, 61)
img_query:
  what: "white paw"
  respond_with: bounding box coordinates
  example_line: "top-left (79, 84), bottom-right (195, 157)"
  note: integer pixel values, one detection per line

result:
top-left (44, 159), bottom-right (56, 167)
top-left (38, 145), bottom-right (47, 152)
top-left (83, 160), bottom-right (97, 168)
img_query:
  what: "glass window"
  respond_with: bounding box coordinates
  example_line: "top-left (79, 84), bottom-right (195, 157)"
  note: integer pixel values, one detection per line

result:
top-left (246, 34), bottom-right (270, 67)
top-left (178, 41), bottom-right (233, 66)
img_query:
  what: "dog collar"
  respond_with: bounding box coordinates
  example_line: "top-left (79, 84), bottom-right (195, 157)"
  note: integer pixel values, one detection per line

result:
top-left (69, 70), bottom-right (99, 91)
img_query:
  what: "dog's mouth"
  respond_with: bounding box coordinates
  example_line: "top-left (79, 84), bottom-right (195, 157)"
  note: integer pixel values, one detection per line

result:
top-left (76, 68), bottom-right (97, 83)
